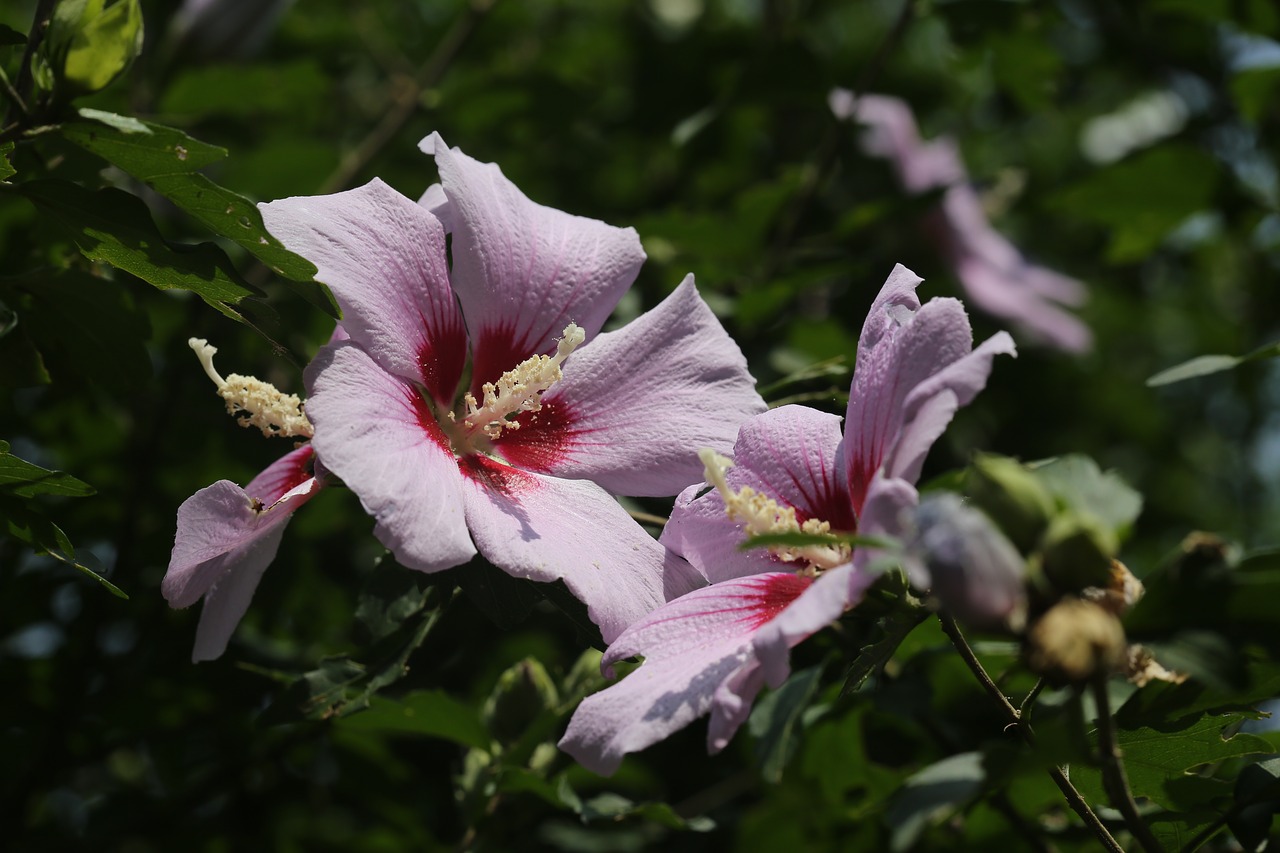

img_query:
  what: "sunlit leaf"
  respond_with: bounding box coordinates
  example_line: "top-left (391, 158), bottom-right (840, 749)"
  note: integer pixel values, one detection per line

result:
top-left (60, 116), bottom-right (334, 314)
top-left (18, 180), bottom-right (261, 319)
top-left (0, 439), bottom-right (95, 497)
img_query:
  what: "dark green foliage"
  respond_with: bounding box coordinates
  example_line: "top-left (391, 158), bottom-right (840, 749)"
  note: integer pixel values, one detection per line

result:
top-left (4, 0), bottom-right (1280, 850)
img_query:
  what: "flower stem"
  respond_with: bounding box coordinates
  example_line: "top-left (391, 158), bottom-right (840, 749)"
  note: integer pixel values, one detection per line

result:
top-left (1092, 675), bottom-right (1163, 853)
top-left (938, 613), bottom-right (1124, 853)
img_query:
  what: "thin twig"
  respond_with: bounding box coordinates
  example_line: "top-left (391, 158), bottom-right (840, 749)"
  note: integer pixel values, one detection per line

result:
top-left (626, 508), bottom-right (669, 528)
top-left (938, 613), bottom-right (1124, 853)
top-left (6, 0), bottom-right (56, 128)
top-left (317, 0), bottom-right (495, 195)
top-left (1092, 676), bottom-right (1162, 853)
top-left (1020, 677), bottom-right (1047, 719)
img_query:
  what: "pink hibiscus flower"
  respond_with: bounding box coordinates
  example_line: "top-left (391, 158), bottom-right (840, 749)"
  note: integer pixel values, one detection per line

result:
top-left (559, 265), bottom-right (1015, 774)
top-left (257, 135), bottom-right (766, 644)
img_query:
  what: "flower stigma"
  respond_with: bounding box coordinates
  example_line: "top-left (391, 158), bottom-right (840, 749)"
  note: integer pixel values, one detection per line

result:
top-left (451, 323), bottom-right (585, 445)
top-left (699, 448), bottom-right (850, 573)
top-left (188, 338), bottom-right (313, 439)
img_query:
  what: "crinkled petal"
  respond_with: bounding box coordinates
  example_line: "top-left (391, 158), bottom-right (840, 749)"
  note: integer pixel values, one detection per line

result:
top-left (891, 330), bottom-right (1017, 483)
top-left (559, 572), bottom-right (809, 775)
top-left (662, 406), bottom-right (852, 584)
top-left (844, 273), bottom-right (975, 511)
top-left (752, 563), bottom-right (875, 685)
top-left (660, 482), bottom-right (780, 583)
top-left (728, 405), bottom-right (855, 531)
top-left (260, 179), bottom-right (467, 406)
top-left (422, 133), bottom-right (645, 393)
top-left (305, 342), bottom-right (475, 572)
top-left (494, 276), bottom-right (766, 496)
top-left (457, 458), bottom-right (700, 643)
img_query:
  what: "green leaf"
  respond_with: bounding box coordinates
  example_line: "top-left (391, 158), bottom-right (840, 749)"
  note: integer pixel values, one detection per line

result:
top-left (59, 117), bottom-right (331, 308)
top-left (17, 179), bottom-right (261, 320)
top-left (741, 530), bottom-right (896, 552)
top-left (1029, 454), bottom-right (1142, 538)
top-left (19, 270), bottom-right (151, 394)
top-left (577, 793), bottom-right (715, 831)
top-left (0, 440), bottom-right (95, 497)
top-left (354, 556), bottom-right (432, 643)
top-left (0, 298), bottom-right (16, 339)
top-left (0, 24), bottom-right (26, 46)
top-left (840, 608), bottom-right (930, 696)
top-left (1048, 145), bottom-right (1218, 262)
top-left (885, 751), bottom-right (985, 851)
top-left (2, 495), bottom-right (128, 598)
top-left (0, 141), bottom-right (14, 181)
top-left (1147, 341), bottom-right (1280, 387)
top-left (748, 664), bottom-right (824, 783)
top-left (1069, 713), bottom-right (1273, 811)
top-left (335, 690), bottom-right (491, 750)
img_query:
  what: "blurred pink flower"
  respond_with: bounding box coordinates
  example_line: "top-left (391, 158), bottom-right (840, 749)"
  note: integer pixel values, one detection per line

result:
top-left (560, 265), bottom-right (1015, 775)
top-left (831, 90), bottom-right (1092, 353)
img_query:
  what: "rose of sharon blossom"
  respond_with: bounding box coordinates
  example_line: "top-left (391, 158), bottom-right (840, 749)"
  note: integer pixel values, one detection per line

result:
top-left (559, 265), bottom-right (1015, 774)
top-left (830, 90), bottom-right (1091, 353)
top-left (259, 134), bottom-right (766, 643)
top-left (162, 334), bottom-right (338, 661)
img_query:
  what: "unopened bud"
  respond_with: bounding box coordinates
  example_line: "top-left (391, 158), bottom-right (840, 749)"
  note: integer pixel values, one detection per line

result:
top-left (482, 658), bottom-right (558, 744)
top-left (910, 493), bottom-right (1028, 631)
top-left (1039, 511), bottom-right (1117, 593)
top-left (1026, 599), bottom-right (1126, 683)
top-left (36, 0), bottom-right (144, 98)
top-left (965, 454), bottom-right (1056, 553)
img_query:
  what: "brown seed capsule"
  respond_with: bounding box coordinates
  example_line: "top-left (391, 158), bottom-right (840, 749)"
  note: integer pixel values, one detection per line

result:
top-left (1026, 599), bottom-right (1127, 683)
top-left (1080, 559), bottom-right (1145, 616)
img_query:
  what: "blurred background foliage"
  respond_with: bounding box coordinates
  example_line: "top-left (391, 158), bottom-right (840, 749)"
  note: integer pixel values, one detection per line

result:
top-left (3, 0), bottom-right (1280, 849)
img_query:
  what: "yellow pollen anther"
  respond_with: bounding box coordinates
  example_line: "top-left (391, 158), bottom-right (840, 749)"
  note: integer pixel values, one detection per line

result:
top-left (457, 323), bottom-right (585, 440)
top-left (188, 338), bottom-right (313, 439)
top-left (699, 448), bottom-right (850, 572)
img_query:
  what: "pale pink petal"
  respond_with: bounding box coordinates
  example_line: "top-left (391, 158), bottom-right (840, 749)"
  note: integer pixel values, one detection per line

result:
top-left (260, 179), bottom-right (467, 406)
top-left (189, 523), bottom-right (288, 662)
top-left (849, 94), bottom-right (966, 191)
top-left (457, 459), bottom-right (701, 643)
top-left (164, 445), bottom-right (321, 662)
top-left (421, 133), bottom-right (646, 393)
top-left (843, 270), bottom-right (974, 512)
top-left (752, 563), bottom-right (874, 685)
top-left (941, 187), bottom-right (1092, 353)
top-left (493, 276), bottom-right (766, 496)
top-left (662, 406), bottom-right (853, 584)
top-left (728, 405), bottom-right (854, 531)
top-left (163, 445), bottom-right (319, 609)
top-left (417, 182), bottom-right (455, 232)
top-left (890, 330), bottom-right (1017, 483)
top-left (708, 662), bottom-right (766, 753)
top-left (559, 572), bottom-right (810, 775)
top-left (304, 342), bottom-right (475, 572)
top-left (953, 255), bottom-right (1093, 353)
top-left (660, 482), bottom-right (780, 584)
